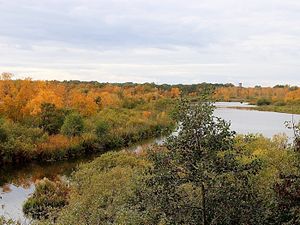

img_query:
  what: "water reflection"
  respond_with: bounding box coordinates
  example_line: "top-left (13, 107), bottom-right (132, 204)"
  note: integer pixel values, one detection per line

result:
top-left (0, 160), bottom-right (82, 222)
top-left (0, 138), bottom-right (159, 222)
top-left (1, 184), bottom-right (34, 223)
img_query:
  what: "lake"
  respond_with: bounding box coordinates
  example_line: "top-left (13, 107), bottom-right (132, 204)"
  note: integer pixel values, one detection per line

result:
top-left (1, 102), bottom-right (299, 223)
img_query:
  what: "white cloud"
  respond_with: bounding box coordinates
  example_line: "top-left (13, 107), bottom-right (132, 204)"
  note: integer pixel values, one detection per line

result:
top-left (0, 0), bottom-right (299, 85)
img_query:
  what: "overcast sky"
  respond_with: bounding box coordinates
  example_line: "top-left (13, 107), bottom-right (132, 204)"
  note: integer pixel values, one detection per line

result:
top-left (0, 0), bottom-right (300, 86)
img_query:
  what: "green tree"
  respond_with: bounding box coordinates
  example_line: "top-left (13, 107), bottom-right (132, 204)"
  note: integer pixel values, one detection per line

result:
top-left (35, 96), bottom-right (268, 225)
top-left (61, 113), bottom-right (84, 137)
top-left (271, 123), bottom-right (300, 224)
top-left (39, 103), bottom-right (65, 135)
top-left (127, 97), bottom-right (263, 224)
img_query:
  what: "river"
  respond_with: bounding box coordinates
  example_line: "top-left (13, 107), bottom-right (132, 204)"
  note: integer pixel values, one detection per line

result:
top-left (1, 102), bottom-right (299, 223)
top-left (214, 102), bottom-right (300, 139)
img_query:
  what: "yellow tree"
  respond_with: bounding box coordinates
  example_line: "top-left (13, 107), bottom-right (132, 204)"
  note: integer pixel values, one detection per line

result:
top-left (0, 73), bottom-right (19, 120)
top-left (69, 90), bottom-right (98, 116)
top-left (170, 87), bottom-right (181, 98)
top-left (24, 88), bottom-right (63, 115)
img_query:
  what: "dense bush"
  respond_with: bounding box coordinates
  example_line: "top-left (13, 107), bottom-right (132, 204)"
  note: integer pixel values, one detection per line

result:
top-left (23, 178), bottom-right (69, 220)
top-left (95, 120), bottom-right (110, 139)
top-left (61, 113), bottom-right (84, 137)
top-left (257, 98), bottom-right (272, 106)
top-left (39, 103), bottom-right (66, 135)
top-left (36, 135), bottom-right (82, 161)
top-left (0, 78), bottom-right (177, 166)
top-left (0, 121), bottom-right (46, 164)
top-left (0, 98), bottom-right (175, 166)
top-left (55, 151), bottom-right (150, 225)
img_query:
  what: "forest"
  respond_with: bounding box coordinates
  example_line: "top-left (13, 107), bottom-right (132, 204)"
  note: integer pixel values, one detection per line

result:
top-left (1, 73), bottom-right (300, 225)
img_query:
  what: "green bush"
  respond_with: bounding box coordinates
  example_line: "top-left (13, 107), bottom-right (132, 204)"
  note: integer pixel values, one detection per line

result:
top-left (23, 178), bottom-right (69, 220)
top-left (39, 103), bottom-right (66, 135)
top-left (61, 113), bottom-right (84, 137)
top-left (95, 120), bottom-right (110, 138)
top-left (257, 98), bottom-right (272, 106)
top-left (0, 121), bottom-right (46, 164)
top-left (55, 152), bottom-right (149, 225)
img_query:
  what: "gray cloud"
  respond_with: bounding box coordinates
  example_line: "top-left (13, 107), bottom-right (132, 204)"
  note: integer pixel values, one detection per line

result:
top-left (0, 0), bottom-right (299, 85)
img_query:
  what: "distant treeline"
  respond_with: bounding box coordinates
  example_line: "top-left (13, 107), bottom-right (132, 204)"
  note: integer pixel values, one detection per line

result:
top-left (60, 79), bottom-right (234, 95)
top-left (214, 85), bottom-right (300, 114)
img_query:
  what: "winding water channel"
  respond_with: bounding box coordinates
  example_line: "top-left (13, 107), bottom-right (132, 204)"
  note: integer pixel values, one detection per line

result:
top-left (1, 102), bottom-right (300, 223)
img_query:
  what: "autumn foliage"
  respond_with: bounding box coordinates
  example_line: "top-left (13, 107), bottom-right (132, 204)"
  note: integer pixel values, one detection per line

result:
top-left (0, 73), bottom-right (177, 166)
top-left (0, 73), bottom-right (181, 120)
top-left (214, 85), bottom-right (300, 105)
top-left (1, 72), bottom-right (298, 166)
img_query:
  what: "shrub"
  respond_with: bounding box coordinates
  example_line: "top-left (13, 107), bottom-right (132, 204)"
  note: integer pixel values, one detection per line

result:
top-left (95, 120), bottom-right (110, 138)
top-left (257, 98), bottom-right (272, 106)
top-left (36, 135), bottom-right (81, 160)
top-left (23, 178), bottom-right (69, 220)
top-left (61, 113), bottom-right (84, 137)
top-left (56, 152), bottom-right (149, 225)
top-left (39, 103), bottom-right (66, 135)
top-left (274, 101), bottom-right (286, 106)
top-left (0, 121), bottom-right (46, 164)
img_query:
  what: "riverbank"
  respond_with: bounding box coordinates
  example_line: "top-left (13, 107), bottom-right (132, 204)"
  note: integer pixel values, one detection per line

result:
top-left (0, 137), bottom-right (161, 222)
top-left (256, 104), bottom-right (300, 115)
top-left (216, 101), bottom-right (300, 115)
top-left (0, 122), bottom-right (174, 168)
top-left (0, 106), bottom-right (175, 168)
top-left (225, 105), bottom-right (300, 115)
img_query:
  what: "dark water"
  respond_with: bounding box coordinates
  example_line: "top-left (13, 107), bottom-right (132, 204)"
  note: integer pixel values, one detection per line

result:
top-left (0, 139), bottom-right (161, 223)
top-left (0, 161), bottom-right (78, 223)
top-left (1, 103), bottom-right (299, 222)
